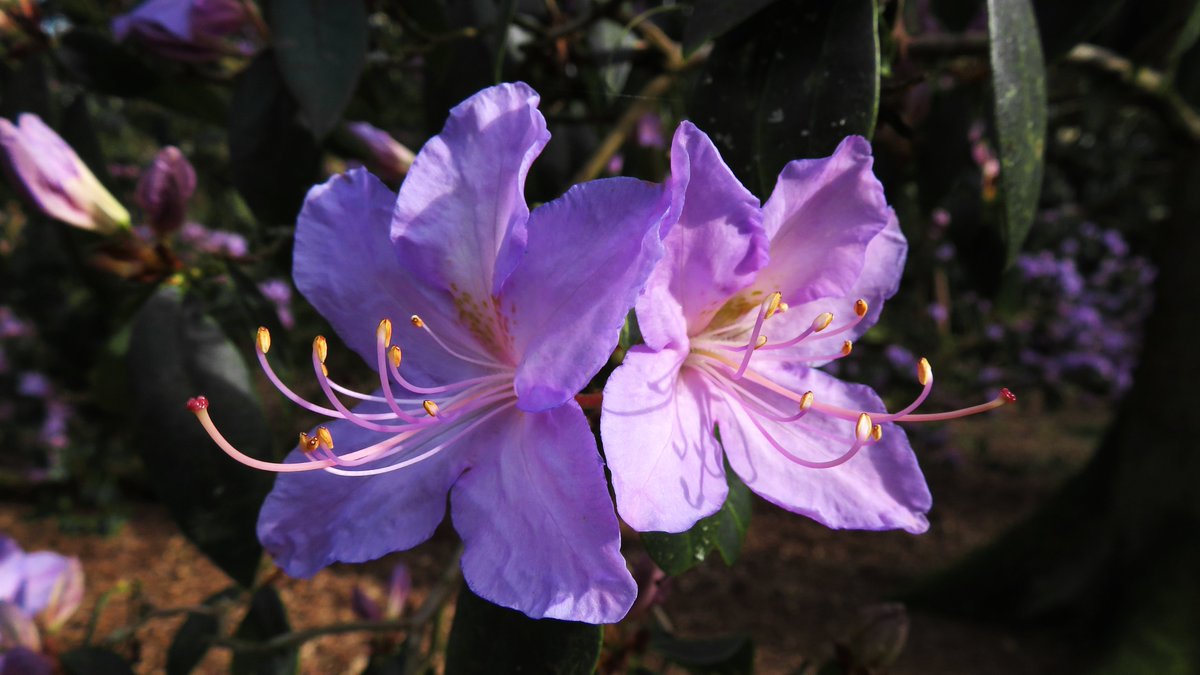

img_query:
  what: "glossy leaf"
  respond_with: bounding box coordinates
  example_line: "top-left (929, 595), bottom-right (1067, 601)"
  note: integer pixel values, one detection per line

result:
top-left (128, 288), bottom-right (273, 587)
top-left (231, 586), bottom-right (298, 675)
top-left (681, 0), bottom-right (777, 55)
top-left (987, 0), bottom-right (1048, 264)
top-left (229, 51), bottom-right (323, 227)
top-left (268, 0), bottom-right (368, 138)
top-left (60, 648), bottom-right (136, 675)
top-left (649, 631), bottom-right (754, 675)
top-left (642, 466), bottom-right (752, 576)
top-left (445, 586), bottom-right (603, 675)
top-left (167, 587), bottom-right (241, 675)
top-left (689, 0), bottom-right (879, 195)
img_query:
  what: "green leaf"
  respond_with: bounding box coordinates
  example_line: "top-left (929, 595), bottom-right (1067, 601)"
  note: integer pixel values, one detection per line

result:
top-left (229, 51), bottom-right (323, 227)
top-left (445, 586), bottom-right (603, 675)
top-left (167, 587), bottom-right (241, 675)
top-left (267, 0), bottom-right (368, 138)
top-left (987, 0), bottom-right (1048, 265)
top-left (688, 0), bottom-right (879, 195)
top-left (681, 0), bottom-right (778, 55)
top-left (1033, 0), bottom-right (1127, 62)
top-left (231, 586), bottom-right (298, 675)
top-left (642, 463), bottom-right (752, 576)
top-left (128, 288), bottom-right (273, 587)
top-left (648, 631), bottom-right (754, 675)
top-left (60, 648), bottom-right (136, 675)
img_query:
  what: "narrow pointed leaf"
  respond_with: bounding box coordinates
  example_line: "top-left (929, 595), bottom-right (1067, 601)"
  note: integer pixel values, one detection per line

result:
top-left (231, 586), bottom-right (298, 675)
top-left (987, 0), bottom-right (1047, 265)
top-left (167, 587), bottom-right (241, 675)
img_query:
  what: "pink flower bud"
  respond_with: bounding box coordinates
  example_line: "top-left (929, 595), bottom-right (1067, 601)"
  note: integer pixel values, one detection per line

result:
top-left (112, 0), bottom-right (255, 62)
top-left (136, 146), bottom-right (196, 235)
top-left (345, 122), bottom-right (415, 182)
top-left (0, 114), bottom-right (131, 233)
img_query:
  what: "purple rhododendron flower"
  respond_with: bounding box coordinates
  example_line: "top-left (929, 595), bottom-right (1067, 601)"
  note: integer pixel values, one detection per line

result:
top-left (0, 114), bottom-right (130, 233)
top-left (112, 0), bottom-right (254, 62)
top-left (0, 535), bottom-right (84, 631)
top-left (602, 123), bottom-right (1013, 535)
top-left (192, 83), bottom-right (675, 623)
top-left (136, 146), bottom-right (197, 235)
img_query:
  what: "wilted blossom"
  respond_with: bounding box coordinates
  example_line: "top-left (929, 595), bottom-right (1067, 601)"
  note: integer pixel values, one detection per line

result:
top-left (191, 83), bottom-right (677, 623)
top-left (136, 146), bottom-right (196, 235)
top-left (0, 114), bottom-right (131, 234)
top-left (112, 0), bottom-right (255, 62)
top-left (345, 122), bottom-right (416, 183)
top-left (602, 123), bottom-right (1013, 535)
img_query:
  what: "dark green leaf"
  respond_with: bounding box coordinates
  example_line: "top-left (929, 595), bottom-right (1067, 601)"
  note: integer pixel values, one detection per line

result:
top-left (232, 586), bottom-right (298, 675)
top-left (648, 631), bottom-right (754, 675)
top-left (128, 288), bottom-right (273, 587)
top-left (682, 0), bottom-right (778, 55)
top-left (642, 464), bottom-right (751, 576)
top-left (229, 51), bottom-right (323, 227)
top-left (987, 0), bottom-right (1047, 264)
top-left (1033, 0), bottom-right (1127, 61)
top-left (167, 587), bottom-right (241, 675)
top-left (688, 0), bottom-right (879, 195)
top-left (0, 54), bottom-right (51, 120)
top-left (60, 648), bottom-right (136, 675)
top-left (267, 0), bottom-right (368, 138)
top-left (445, 586), bottom-right (602, 675)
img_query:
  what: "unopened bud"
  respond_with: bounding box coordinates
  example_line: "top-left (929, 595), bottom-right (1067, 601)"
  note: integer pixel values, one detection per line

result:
top-left (136, 146), bottom-right (196, 235)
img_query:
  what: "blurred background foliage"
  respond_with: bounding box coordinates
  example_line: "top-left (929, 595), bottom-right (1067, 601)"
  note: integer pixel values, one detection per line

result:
top-left (0, 0), bottom-right (1198, 672)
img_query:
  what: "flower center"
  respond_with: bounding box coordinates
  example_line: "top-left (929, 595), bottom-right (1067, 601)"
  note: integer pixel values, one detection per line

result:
top-left (686, 291), bottom-right (1015, 469)
top-left (190, 316), bottom-right (517, 476)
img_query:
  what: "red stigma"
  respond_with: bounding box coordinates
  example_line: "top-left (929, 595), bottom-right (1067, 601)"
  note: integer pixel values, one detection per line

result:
top-left (1000, 388), bottom-right (1016, 403)
top-left (186, 396), bottom-right (209, 412)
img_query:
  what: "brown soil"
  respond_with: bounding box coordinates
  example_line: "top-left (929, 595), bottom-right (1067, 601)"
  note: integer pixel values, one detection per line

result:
top-left (1, 399), bottom-right (1101, 674)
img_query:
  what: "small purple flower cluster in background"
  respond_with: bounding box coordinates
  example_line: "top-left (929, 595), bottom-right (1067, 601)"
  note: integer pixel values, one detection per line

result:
top-left (0, 534), bottom-right (84, 675)
top-left (1007, 223), bottom-right (1154, 397)
top-left (0, 307), bottom-right (73, 471)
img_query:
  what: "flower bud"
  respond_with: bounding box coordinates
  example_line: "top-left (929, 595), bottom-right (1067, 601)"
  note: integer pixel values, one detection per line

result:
top-left (344, 122), bottom-right (416, 182)
top-left (350, 586), bottom-right (383, 622)
top-left (136, 146), bottom-right (196, 235)
top-left (0, 114), bottom-right (131, 234)
top-left (112, 0), bottom-right (254, 62)
top-left (384, 563), bottom-right (411, 619)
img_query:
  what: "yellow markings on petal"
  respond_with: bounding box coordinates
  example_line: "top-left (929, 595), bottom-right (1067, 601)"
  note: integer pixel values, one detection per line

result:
top-left (854, 298), bottom-right (869, 318)
top-left (377, 318), bottom-right (393, 345)
top-left (813, 312), bottom-right (834, 332)
top-left (388, 345), bottom-right (402, 369)
top-left (764, 291), bottom-right (783, 319)
top-left (855, 413), bottom-right (873, 442)
top-left (799, 390), bottom-right (814, 411)
top-left (917, 357), bottom-right (932, 386)
top-left (840, 340), bottom-right (853, 356)
top-left (754, 335), bottom-right (768, 349)
top-left (256, 327), bottom-right (271, 354)
top-left (313, 335), bottom-right (328, 363)
top-left (871, 424), bottom-right (883, 442)
top-left (315, 426), bottom-right (334, 450)
top-left (422, 400), bottom-right (440, 417)
top-left (410, 315), bottom-right (425, 329)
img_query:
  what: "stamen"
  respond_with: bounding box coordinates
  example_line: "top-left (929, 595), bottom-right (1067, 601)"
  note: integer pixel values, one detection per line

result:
top-left (410, 315), bottom-right (425, 329)
top-left (410, 314), bottom-right (503, 369)
top-left (796, 339), bottom-right (853, 363)
top-left (732, 295), bottom-right (775, 379)
top-left (374, 319), bottom-right (428, 421)
top-left (313, 335), bottom-right (328, 364)
top-left (755, 335), bottom-right (768, 349)
top-left (764, 291), bottom-right (783, 319)
top-left (753, 311), bottom-right (833, 352)
top-left (739, 405), bottom-right (873, 470)
top-left (377, 318), bottom-right (392, 345)
top-left (257, 327), bottom-right (271, 354)
top-left (893, 388), bottom-right (1016, 422)
top-left (190, 401), bottom-right (333, 472)
top-left (254, 346), bottom-right (400, 421)
top-left (316, 426), bottom-right (334, 449)
top-left (311, 344), bottom-right (427, 431)
top-left (423, 400), bottom-right (440, 417)
top-left (871, 424), bottom-right (883, 442)
top-left (389, 345), bottom-right (402, 368)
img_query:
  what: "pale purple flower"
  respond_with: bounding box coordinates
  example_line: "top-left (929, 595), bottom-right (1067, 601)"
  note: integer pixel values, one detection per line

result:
top-left (192, 83), bottom-right (675, 623)
top-left (16, 372), bottom-right (49, 399)
top-left (0, 535), bottom-right (84, 631)
top-left (0, 114), bottom-right (130, 233)
top-left (636, 112), bottom-right (666, 149)
top-left (257, 279), bottom-right (295, 329)
top-left (0, 644), bottom-right (53, 675)
top-left (112, 0), bottom-right (254, 62)
top-left (602, 123), bottom-right (1013, 535)
top-left (606, 153), bottom-right (625, 175)
top-left (345, 122), bottom-right (416, 183)
top-left (136, 146), bottom-right (196, 235)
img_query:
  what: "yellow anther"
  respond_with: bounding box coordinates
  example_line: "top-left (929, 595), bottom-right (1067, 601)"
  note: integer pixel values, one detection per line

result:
top-left (377, 318), bottom-right (393, 345)
top-left (256, 326), bottom-right (271, 354)
top-left (313, 335), bottom-right (328, 363)
top-left (764, 292), bottom-right (783, 319)
top-left (871, 424), bottom-right (883, 442)
top-left (298, 432), bottom-right (320, 454)
top-left (799, 390), bottom-right (814, 411)
top-left (422, 400), bottom-right (439, 417)
top-left (315, 426), bottom-right (334, 450)
top-left (410, 315), bottom-right (425, 329)
top-left (754, 335), bottom-right (768, 349)
top-left (841, 340), bottom-right (853, 356)
top-left (813, 312), bottom-right (834, 332)
top-left (388, 345), bottom-right (402, 368)
top-left (321, 363), bottom-right (329, 377)
top-left (778, 302), bottom-right (789, 314)
top-left (855, 413), bottom-right (873, 442)
top-left (917, 357), bottom-right (932, 386)
top-left (854, 299), bottom-right (869, 317)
